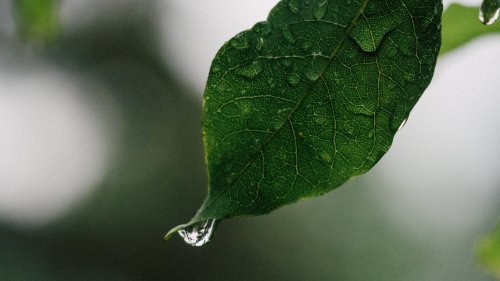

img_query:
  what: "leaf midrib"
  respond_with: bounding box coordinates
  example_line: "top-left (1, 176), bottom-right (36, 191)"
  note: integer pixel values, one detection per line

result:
top-left (201, 0), bottom-right (371, 217)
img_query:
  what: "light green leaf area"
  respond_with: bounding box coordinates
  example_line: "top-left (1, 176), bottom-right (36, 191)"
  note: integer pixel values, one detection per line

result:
top-left (441, 3), bottom-right (500, 55)
top-left (14, 0), bottom-right (61, 45)
top-left (478, 224), bottom-right (500, 280)
top-left (166, 0), bottom-right (442, 239)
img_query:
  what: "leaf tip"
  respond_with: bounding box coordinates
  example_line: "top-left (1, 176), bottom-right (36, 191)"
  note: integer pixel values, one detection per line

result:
top-left (163, 224), bottom-right (186, 242)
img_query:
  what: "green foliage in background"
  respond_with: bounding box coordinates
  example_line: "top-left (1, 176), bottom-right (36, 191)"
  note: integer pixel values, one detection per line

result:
top-left (14, 0), bottom-right (60, 45)
top-left (478, 223), bottom-right (500, 280)
top-left (168, 0), bottom-right (443, 238)
top-left (441, 3), bottom-right (500, 54)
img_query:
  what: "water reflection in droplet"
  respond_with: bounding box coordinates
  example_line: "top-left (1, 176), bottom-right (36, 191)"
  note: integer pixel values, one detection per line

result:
top-left (178, 219), bottom-right (219, 247)
top-left (479, 0), bottom-right (500, 25)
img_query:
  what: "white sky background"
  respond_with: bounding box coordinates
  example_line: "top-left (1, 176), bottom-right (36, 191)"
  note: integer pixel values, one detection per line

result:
top-left (0, 0), bottom-right (497, 237)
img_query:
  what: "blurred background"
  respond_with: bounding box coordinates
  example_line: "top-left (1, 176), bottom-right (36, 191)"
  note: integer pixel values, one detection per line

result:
top-left (0, 0), bottom-right (499, 280)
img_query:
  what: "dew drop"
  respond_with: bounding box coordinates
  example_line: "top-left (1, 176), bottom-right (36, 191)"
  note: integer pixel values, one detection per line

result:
top-left (237, 61), bottom-right (263, 79)
top-left (288, 0), bottom-right (300, 14)
top-left (313, 0), bottom-right (328, 20)
top-left (350, 16), bottom-right (396, 53)
top-left (231, 33), bottom-right (249, 50)
top-left (479, 0), bottom-right (500, 25)
top-left (305, 64), bottom-right (323, 82)
top-left (178, 219), bottom-right (219, 247)
top-left (320, 151), bottom-right (332, 163)
top-left (287, 73), bottom-right (301, 87)
top-left (479, 6), bottom-right (500, 25)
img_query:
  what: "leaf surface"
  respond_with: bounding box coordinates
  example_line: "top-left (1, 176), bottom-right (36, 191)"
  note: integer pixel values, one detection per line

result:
top-left (166, 0), bottom-right (442, 240)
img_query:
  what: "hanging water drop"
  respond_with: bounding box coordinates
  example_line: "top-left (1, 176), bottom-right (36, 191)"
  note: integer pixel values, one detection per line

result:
top-left (479, 0), bottom-right (500, 25)
top-left (177, 219), bottom-right (219, 247)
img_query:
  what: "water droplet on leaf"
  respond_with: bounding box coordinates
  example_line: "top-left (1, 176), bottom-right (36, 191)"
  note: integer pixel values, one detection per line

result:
top-left (256, 37), bottom-right (264, 51)
top-left (313, 0), bottom-right (328, 20)
top-left (305, 63), bottom-right (323, 81)
top-left (320, 151), bottom-right (332, 163)
top-left (178, 219), bottom-right (219, 247)
top-left (350, 15), bottom-right (396, 52)
top-left (479, 0), bottom-right (500, 25)
top-left (237, 61), bottom-right (263, 79)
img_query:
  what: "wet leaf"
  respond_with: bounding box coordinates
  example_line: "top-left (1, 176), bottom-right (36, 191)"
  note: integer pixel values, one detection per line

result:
top-left (166, 0), bottom-right (443, 243)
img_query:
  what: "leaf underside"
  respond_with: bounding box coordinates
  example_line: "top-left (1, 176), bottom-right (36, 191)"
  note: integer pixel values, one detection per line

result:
top-left (167, 0), bottom-right (442, 238)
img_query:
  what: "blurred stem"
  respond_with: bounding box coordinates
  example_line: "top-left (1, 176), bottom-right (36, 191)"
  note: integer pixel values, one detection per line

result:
top-left (14, 0), bottom-right (61, 46)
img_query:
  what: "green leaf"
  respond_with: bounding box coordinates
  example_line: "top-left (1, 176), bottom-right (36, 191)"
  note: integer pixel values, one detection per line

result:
top-left (441, 3), bottom-right (500, 55)
top-left (478, 223), bottom-right (500, 280)
top-left (14, 0), bottom-right (61, 45)
top-left (166, 0), bottom-right (442, 244)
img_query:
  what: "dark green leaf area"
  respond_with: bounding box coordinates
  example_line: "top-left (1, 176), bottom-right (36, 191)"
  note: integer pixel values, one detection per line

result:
top-left (197, 0), bottom-right (442, 221)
